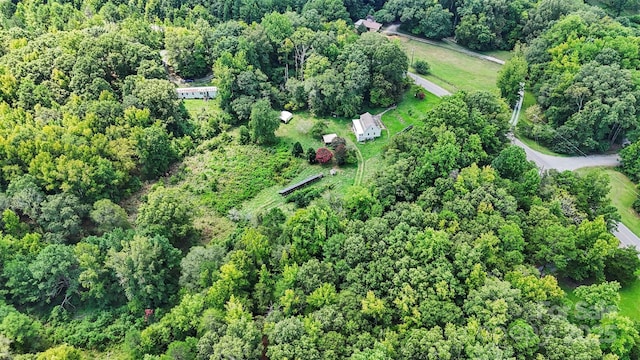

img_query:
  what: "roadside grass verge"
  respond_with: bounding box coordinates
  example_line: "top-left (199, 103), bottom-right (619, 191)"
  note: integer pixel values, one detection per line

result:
top-left (514, 91), bottom-right (566, 157)
top-left (575, 167), bottom-right (640, 238)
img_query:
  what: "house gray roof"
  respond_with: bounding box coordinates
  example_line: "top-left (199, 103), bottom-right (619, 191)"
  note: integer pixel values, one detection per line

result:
top-left (359, 112), bottom-right (376, 129)
top-left (354, 18), bottom-right (382, 31)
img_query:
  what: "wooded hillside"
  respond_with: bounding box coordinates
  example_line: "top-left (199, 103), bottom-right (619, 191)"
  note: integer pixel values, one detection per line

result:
top-left (1, 0), bottom-right (640, 359)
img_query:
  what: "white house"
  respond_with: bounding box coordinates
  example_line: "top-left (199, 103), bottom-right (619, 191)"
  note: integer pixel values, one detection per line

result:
top-left (352, 112), bottom-right (381, 142)
top-left (176, 86), bottom-right (218, 99)
top-left (280, 111), bottom-right (293, 123)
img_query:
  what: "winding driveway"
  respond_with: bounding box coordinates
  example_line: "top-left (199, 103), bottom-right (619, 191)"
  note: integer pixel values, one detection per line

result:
top-left (407, 73), bottom-right (451, 97)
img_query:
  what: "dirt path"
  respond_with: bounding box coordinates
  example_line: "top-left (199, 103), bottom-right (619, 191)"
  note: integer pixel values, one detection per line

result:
top-left (353, 145), bottom-right (365, 186)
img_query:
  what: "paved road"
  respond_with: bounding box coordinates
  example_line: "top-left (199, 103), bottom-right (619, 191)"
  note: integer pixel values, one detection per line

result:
top-left (407, 72), bottom-right (451, 97)
top-left (510, 137), bottom-right (620, 171)
top-left (403, 32), bottom-right (640, 249)
top-left (615, 224), bottom-right (640, 248)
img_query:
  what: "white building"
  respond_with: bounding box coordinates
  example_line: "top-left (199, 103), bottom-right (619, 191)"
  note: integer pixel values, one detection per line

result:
top-left (176, 86), bottom-right (218, 99)
top-left (352, 112), bottom-right (381, 142)
top-left (322, 133), bottom-right (337, 144)
top-left (280, 111), bottom-right (293, 123)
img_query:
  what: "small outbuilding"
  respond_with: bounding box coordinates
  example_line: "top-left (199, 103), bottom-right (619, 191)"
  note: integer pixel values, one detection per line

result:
top-left (280, 111), bottom-right (293, 123)
top-left (323, 133), bottom-right (338, 145)
top-left (352, 113), bottom-right (381, 142)
top-left (354, 16), bottom-right (382, 32)
top-left (176, 86), bottom-right (218, 99)
top-left (278, 173), bottom-right (324, 196)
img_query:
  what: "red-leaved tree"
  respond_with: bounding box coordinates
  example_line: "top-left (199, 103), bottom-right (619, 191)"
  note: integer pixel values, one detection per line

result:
top-left (315, 148), bottom-right (333, 164)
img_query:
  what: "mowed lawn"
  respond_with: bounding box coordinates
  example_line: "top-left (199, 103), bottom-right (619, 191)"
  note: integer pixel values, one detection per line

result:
top-left (390, 35), bottom-right (503, 93)
top-left (576, 167), bottom-right (640, 238)
top-left (182, 98), bottom-right (221, 118)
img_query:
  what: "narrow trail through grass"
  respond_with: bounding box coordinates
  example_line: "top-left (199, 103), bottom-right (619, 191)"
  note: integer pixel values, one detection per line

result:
top-left (354, 145), bottom-right (365, 186)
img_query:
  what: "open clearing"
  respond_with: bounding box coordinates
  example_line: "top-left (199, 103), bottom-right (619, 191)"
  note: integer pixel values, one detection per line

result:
top-left (240, 86), bottom-right (441, 216)
top-left (391, 35), bottom-right (502, 93)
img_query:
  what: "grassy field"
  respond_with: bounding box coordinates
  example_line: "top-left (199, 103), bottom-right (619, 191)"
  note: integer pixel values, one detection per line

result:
top-left (391, 35), bottom-right (503, 93)
top-left (575, 167), bottom-right (640, 237)
top-left (619, 279), bottom-right (640, 320)
top-left (178, 89), bottom-right (441, 230)
top-left (182, 98), bottom-right (221, 117)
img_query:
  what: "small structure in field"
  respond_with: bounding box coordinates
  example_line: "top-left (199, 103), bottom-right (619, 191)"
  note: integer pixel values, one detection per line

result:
top-left (322, 133), bottom-right (338, 145)
top-left (352, 112), bottom-right (381, 142)
top-left (278, 173), bottom-right (324, 196)
top-left (176, 86), bottom-right (218, 99)
top-left (355, 16), bottom-right (382, 32)
top-left (280, 111), bottom-right (293, 123)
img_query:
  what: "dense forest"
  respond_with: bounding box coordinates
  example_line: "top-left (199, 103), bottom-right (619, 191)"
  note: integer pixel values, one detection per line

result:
top-left (1, 0), bottom-right (640, 358)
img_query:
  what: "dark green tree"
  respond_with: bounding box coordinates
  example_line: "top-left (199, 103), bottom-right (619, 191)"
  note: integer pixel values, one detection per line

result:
top-left (292, 142), bottom-right (304, 157)
top-left (249, 99), bottom-right (279, 145)
top-left (497, 52), bottom-right (527, 106)
top-left (134, 124), bottom-right (176, 180)
top-left (136, 186), bottom-right (195, 249)
top-left (604, 247), bottom-right (640, 287)
top-left (106, 234), bottom-right (181, 310)
top-left (413, 60), bottom-right (430, 75)
top-left (29, 244), bottom-right (80, 308)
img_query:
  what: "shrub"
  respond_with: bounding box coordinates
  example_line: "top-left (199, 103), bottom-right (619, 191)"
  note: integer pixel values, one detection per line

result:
top-left (307, 147), bottom-right (317, 164)
top-left (315, 148), bottom-right (333, 164)
top-left (414, 60), bottom-right (430, 75)
top-left (286, 186), bottom-right (324, 208)
top-left (334, 144), bottom-right (347, 165)
top-left (633, 197), bottom-right (640, 214)
top-left (309, 121), bottom-right (329, 138)
top-left (330, 137), bottom-right (346, 150)
top-left (239, 126), bottom-right (250, 145)
top-left (292, 142), bottom-right (304, 157)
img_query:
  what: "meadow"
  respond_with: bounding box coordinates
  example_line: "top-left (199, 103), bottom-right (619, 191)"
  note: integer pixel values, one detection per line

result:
top-left (390, 35), bottom-right (503, 93)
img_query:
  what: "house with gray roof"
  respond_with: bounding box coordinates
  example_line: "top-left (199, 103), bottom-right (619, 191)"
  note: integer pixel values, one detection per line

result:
top-left (352, 112), bottom-right (381, 142)
top-left (354, 16), bottom-right (382, 32)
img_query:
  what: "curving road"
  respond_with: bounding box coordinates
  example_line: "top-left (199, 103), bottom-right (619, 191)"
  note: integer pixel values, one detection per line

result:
top-left (408, 61), bottom-right (640, 250)
top-left (510, 137), bottom-right (620, 171)
top-left (407, 72), bottom-right (451, 97)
